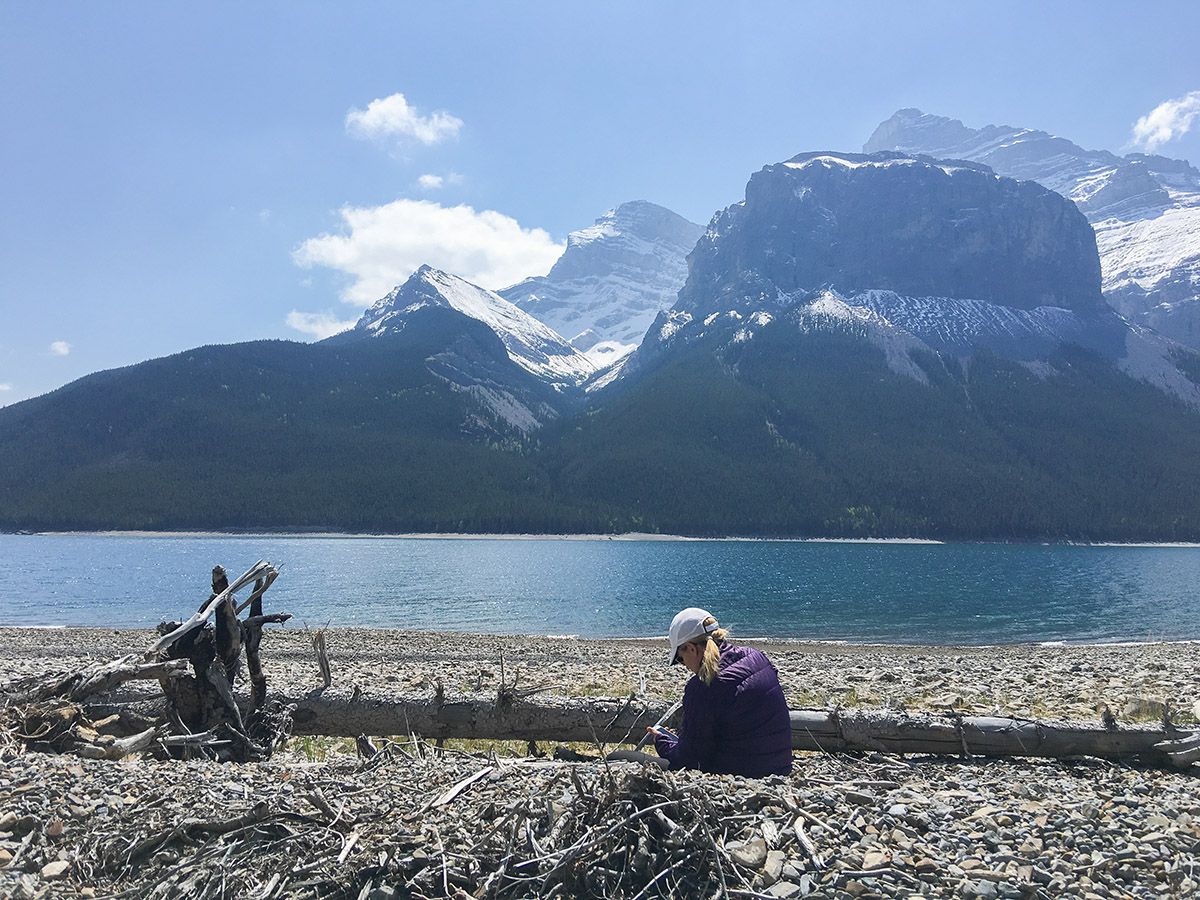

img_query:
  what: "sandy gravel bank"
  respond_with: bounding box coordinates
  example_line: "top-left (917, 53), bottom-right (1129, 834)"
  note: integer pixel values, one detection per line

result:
top-left (2, 627), bottom-right (1198, 724)
top-left (2, 628), bottom-right (1199, 898)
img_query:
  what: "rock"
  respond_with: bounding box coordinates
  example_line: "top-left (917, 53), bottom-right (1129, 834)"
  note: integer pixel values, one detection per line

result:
top-left (962, 879), bottom-right (999, 898)
top-left (845, 789), bottom-right (876, 806)
top-left (764, 849), bottom-right (785, 883)
top-left (887, 803), bottom-right (907, 817)
top-left (915, 857), bottom-right (939, 875)
top-left (862, 849), bottom-right (890, 869)
top-left (844, 880), bottom-right (868, 897)
top-left (1122, 698), bottom-right (1166, 719)
top-left (766, 881), bottom-right (803, 899)
top-left (41, 860), bottom-right (70, 880)
top-left (729, 838), bottom-right (768, 868)
top-left (0, 849), bottom-right (11, 865)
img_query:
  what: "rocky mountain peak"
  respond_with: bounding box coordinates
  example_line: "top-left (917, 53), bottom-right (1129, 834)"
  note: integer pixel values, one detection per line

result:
top-left (678, 150), bottom-right (1103, 317)
top-left (865, 108), bottom-right (1200, 349)
top-left (341, 265), bottom-right (595, 387)
top-left (500, 201), bottom-right (703, 353)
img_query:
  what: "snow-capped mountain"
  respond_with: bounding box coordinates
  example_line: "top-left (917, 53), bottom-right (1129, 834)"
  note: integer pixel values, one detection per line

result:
top-left (345, 265), bottom-right (596, 386)
top-left (865, 108), bottom-right (1200, 349)
top-left (626, 151), bottom-right (1200, 408)
top-left (499, 201), bottom-right (703, 357)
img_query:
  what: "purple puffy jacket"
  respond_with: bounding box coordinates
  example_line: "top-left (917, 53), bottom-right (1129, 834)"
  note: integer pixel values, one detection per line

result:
top-left (654, 642), bottom-right (792, 777)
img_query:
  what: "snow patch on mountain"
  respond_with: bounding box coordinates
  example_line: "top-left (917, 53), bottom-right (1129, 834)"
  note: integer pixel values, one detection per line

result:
top-left (793, 292), bottom-right (930, 383)
top-left (847, 290), bottom-right (1087, 357)
top-left (1097, 203), bottom-right (1200, 293)
top-left (450, 383), bottom-right (543, 433)
top-left (1118, 327), bottom-right (1200, 408)
top-left (500, 201), bottom-right (703, 355)
top-left (784, 155), bottom-right (980, 178)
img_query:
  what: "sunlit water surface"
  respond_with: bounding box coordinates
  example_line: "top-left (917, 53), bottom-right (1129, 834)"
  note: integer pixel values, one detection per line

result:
top-left (3, 534), bottom-right (1199, 644)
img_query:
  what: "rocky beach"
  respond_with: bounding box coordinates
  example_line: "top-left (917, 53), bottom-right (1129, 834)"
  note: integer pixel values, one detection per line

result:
top-left (2, 627), bottom-right (1199, 898)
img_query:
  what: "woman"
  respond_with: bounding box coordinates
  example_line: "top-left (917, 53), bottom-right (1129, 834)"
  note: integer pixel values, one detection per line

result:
top-left (651, 607), bottom-right (792, 776)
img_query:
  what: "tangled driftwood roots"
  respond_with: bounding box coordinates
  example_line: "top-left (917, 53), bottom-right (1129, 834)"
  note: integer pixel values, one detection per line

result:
top-left (1, 561), bottom-right (293, 764)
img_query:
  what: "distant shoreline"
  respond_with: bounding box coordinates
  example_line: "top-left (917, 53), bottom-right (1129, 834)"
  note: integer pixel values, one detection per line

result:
top-left (16, 529), bottom-right (943, 544)
top-left (3, 624), bottom-right (1199, 650)
top-left (8, 530), bottom-right (1200, 548)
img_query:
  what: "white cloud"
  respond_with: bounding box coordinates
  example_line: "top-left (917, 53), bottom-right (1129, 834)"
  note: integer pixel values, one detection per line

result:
top-left (285, 311), bottom-right (357, 340)
top-left (1131, 90), bottom-right (1200, 152)
top-left (0, 383), bottom-right (11, 392)
top-left (294, 199), bottom-right (564, 304)
top-left (417, 172), bottom-right (465, 191)
top-left (50, 341), bottom-right (71, 356)
top-left (345, 93), bottom-right (463, 146)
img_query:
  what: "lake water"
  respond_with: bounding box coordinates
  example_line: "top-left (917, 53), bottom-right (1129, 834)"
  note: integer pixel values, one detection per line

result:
top-left (2, 534), bottom-right (1199, 644)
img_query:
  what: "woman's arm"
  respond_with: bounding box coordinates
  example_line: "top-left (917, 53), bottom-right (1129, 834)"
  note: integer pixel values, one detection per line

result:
top-left (654, 679), bottom-right (720, 771)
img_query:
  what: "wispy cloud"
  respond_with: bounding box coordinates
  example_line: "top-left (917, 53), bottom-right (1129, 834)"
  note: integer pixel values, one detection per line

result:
top-left (285, 311), bottom-right (357, 340)
top-left (293, 199), bottom-right (564, 304)
top-left (1130, 90), bottom-right (1200, 152)
top-left (50, 340), bottom-right (71, 356)
top-left (417, 172), bottom-right (464, 191)
top-left (0, 383), bottom-right (11, 392)
top-left (346, 93), bottom-right (463, 147)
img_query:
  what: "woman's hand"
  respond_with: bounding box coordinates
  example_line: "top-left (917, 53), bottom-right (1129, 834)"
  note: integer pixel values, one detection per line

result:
top-left (647, 725), bottom-right (675, 738)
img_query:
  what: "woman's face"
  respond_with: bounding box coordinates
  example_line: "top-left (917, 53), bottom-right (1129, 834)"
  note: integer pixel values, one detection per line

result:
top-left (678, 641), bottom-right (702, 674)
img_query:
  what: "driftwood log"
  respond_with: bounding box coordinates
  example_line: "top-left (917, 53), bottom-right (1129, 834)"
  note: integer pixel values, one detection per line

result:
top-left (282, 689), bottom-right (1200, 769)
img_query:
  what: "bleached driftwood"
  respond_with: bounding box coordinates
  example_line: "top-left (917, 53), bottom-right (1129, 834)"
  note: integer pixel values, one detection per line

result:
top-left (3, 655), bottom-right (189, 704)
top-left (281, 690), bottom-right (1199, 768)
top-left (150, 560), bottom-right (277, 656)
top-left (3, 560), bottom-right (291, 763)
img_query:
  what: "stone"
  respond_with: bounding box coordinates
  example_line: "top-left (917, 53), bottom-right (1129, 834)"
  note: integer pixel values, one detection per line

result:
top-left (764, 849), bottom-right (786, 883)
top-left (845, 790), bottom-right (876, 806)
top-left (863, 850), bottom-right (891, 869)
top-left (41, 860), bottom-right (70, 880)
top-left (1122, 698), bottom-right (1165, 719)
top-left (766, 881), bottom-right (802, 898)
top-left (729, 838), bottom-right (768, 869)
top-left (915, 858), bottom-right (939, 875)
top-left (962, 879), bottom-right (999, 899)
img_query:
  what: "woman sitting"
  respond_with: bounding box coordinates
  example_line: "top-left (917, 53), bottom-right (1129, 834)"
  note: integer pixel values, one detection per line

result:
top-left (651, 607), bottom-right (792, 777)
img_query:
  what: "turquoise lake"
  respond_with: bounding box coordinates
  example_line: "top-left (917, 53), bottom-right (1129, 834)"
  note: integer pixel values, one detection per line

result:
top-left (2, 534), bottom-right (1199, 644)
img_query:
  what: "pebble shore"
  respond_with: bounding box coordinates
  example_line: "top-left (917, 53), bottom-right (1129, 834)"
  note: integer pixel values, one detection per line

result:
top-left (2, 627), bottom-right (1199, 898)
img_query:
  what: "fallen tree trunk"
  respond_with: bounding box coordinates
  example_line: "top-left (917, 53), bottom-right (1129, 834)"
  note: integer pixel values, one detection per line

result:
top-left (282, 689), bottom-right (1199, 768)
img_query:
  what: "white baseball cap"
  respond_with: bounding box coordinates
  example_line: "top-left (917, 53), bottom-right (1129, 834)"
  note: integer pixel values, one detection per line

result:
top-left (667, 607), bottom-right (719, 665)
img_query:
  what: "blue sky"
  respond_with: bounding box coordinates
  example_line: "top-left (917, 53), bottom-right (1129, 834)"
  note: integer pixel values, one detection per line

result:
top-left (2, 1), bottom-right (1199, 405)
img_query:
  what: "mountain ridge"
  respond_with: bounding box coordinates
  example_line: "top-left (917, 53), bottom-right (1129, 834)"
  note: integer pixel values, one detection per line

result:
top-left (4, 151), bottom-right (1200, 539)
top-left (500, 200), bottom-right (703, 361)
top-left (865, 108), bottom-right (1200, 349)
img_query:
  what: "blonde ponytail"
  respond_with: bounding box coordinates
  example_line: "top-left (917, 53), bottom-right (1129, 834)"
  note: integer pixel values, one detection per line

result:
top-left (695, 617), bottom-right (728, 686)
